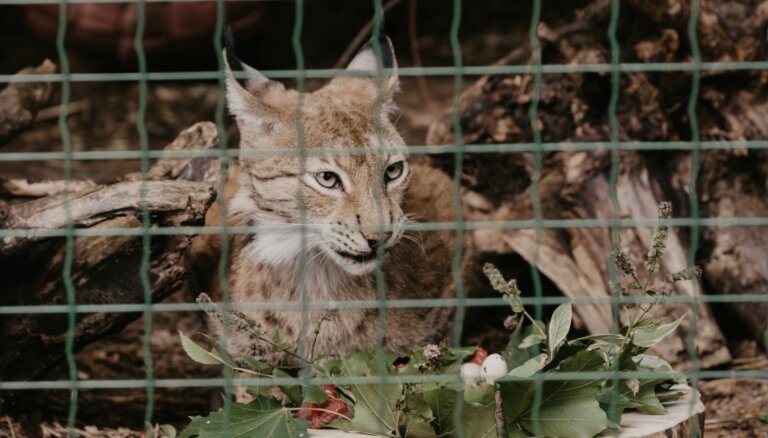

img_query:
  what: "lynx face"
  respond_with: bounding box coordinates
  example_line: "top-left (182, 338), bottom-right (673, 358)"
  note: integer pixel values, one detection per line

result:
top-left (225, 36), bottom-right (409, 276)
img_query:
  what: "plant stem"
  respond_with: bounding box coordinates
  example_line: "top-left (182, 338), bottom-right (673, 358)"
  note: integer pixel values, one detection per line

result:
top-left (521, 308), bottom-right (546, 336)
top-left (286, 407), bottom-right (353, 422)
top-left (310, 313), bottom-right (330, 363)
top-left (257, 334), bottom-right (315, 367)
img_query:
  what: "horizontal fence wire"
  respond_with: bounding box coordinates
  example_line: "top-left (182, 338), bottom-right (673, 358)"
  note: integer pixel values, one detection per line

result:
top-left (4, 62), bottom-right (768, 83)
top-left (3, 140), bottom-right (768, 162)
top-left (2, 218), bottom-right (768, 240)
top-left (2, 370), bottom-right (768, 392)
top-left (1, 0), bottom-right (766, 436)
top-left (1, 293), bottom-right (768, 315)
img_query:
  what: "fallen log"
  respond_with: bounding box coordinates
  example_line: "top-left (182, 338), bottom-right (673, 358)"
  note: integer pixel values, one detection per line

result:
top-left (0, 122), bottom-right (220, 381)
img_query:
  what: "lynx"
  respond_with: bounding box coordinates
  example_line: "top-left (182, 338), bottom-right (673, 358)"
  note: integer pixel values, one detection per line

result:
top-left (198, 32), bottom-right (468, 364)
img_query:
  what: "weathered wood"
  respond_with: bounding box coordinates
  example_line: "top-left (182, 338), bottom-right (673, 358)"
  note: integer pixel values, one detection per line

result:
top-left (0, 177), bottom-right (97, 198)
top-left (0, 122), bottom-right (220, 382)
top-left (0, 60), bottom-right (56, 145)
top-left (0, 180), bottom-right (215, 257)
top-left (427, 0), bottom-right (768, 368)
top-left (124, 120), bottom-right (221, 184)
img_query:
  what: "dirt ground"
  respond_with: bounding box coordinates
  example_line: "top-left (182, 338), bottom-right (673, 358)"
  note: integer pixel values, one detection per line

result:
top-left (1, 1), bottom-right (766, 436)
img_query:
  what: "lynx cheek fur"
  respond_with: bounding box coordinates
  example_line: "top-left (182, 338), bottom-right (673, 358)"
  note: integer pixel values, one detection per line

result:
top-left (211, 33), bottom-right (467, 364)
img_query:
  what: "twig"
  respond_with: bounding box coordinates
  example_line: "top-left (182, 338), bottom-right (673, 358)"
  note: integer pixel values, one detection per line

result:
top-left (309, 312), bottom-right (331, 362)
top-left (197, 293), bottom-right (315, 367)
top-left (34, 100), bottom-right (90, 122)
top-left (333, 0), bottom-right (405, 70)
top-left (286, 407), bottom-right (353, 422)
top-left (494, 384), bottom-right (507, 438)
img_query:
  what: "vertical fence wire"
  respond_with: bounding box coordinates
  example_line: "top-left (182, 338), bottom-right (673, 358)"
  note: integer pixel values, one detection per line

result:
top-left (526, 0), bottom-right (544, 435)
top-left (133, 0), bottom-right (156, 433)
top-left (685, 1), bottom-right (703, 436)
top-left (370, 1), bottom-right (396, 432)
top-left (448, 0), bottom-right (466, 436)
top-left (291, 1), bottom-right (313, 435)
top-left (606, 0), bottom-right (622, 429)
top-left (212, 0), bottom-right (234, 433)
top-left (54, 0), bottom-right (78, 435)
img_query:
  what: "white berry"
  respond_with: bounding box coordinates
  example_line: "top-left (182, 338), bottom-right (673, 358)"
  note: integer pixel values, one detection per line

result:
top-left (480, 353), bottom-right (508, 384)
top-left (460, 362), bottom-right (482, 386)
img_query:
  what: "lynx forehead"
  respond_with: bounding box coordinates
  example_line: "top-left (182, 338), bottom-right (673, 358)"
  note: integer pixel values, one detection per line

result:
top-left (226, 35), bottom-right (409, 277)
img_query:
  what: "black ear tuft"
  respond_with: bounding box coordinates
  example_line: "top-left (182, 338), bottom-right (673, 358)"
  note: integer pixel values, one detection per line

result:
top-left (358, 34), bottom-right (394, 69)
top-left (223, 26), bottom-right (243, 71)
top-left (374, 10), bottom-right (393, 68)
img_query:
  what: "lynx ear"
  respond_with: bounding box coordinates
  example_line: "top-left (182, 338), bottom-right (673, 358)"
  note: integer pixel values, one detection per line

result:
top-left (347, 35), bottom-right (400, 100)
top-left (223, 28), bottom-right (284, 124)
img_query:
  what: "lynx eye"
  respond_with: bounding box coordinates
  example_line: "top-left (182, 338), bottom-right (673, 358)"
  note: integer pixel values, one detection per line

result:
top-left (384, 161), bottom-right (404, 183)
top-left (315, 171), bottom-right (341, 189)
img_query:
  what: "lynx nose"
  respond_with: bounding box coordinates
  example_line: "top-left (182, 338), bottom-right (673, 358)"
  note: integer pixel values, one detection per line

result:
top-left (363, 233), bottom-right (391, 250)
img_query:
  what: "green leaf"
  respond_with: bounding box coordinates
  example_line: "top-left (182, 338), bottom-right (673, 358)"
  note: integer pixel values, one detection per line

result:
top-left (179, 331), bottom-right (225, 366)
top-left (423, 386), bottom-right (497, 438)
top-left (331, 351), bottom-right (402, 436)
top-left (500, 350), bottom-right (610, 438)
top-left (518, 334), bottom-right (546, 349)
top-left (316, 358), bottom-right (342, 375)
top-left (632, 314), bottom-right (685, 348)
top-left (423, 387), bottom-right (458, 436)
top-left (657, 390), bottom-right (685, 403)
top-left (599, 359), bottom-right (676, 424)
top-left (302, 385), bottom-right (328, 404)
top-left (401, 394), bottom-right (435, 438)
top-left (598, 386), bottom-right (632, 421)
top-left (441, 346), bottom-right (477, 375)
top-left (464, 384), bottom-right (495, 405)
top-left (504, 353), bottom-right (548, 379)
top-left (179, 396), bottom-right (304, 438)
top-left (547, 303), bottom-right (572, 356)
top-left (632, 317), bottom-right (662, 331)
top-left (630, 381), bottom-right (666, 415)
top-left (568, 334), bottom-right (624, 345)
top-left (507, 424), bottom-right (531, 438)
top-left (241, 356), bottom-right (271, 372)
top-left (504, 321), bottom-right (531, 369)
top-left (633, 354), bottom-right (673, 371)
top-left (272, 369), bottom-right (301, 406)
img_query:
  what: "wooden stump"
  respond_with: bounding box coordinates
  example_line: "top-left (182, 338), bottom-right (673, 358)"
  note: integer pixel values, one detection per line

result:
top-left (307, 385), bottom-right (705, 437)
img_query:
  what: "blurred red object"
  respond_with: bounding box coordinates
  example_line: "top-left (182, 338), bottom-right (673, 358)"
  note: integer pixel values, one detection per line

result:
top-left (23, 2), bottom-right (264, 67)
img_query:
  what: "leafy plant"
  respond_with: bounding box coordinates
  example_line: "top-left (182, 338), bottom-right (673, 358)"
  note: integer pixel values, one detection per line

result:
top-left (175, 202), bottom-right (694, 437)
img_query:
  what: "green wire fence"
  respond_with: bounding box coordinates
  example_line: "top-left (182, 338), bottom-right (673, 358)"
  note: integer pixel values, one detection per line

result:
top-left (0, 0), bottom-right (766, 437)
